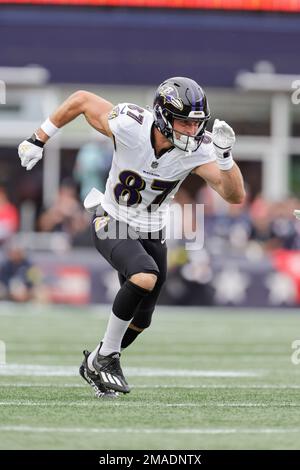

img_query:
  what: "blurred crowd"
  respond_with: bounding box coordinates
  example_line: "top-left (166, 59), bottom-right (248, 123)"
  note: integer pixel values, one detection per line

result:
top-left (0, 240), bottom-right (42, 302)
top-left (164, 186), bottom-right (300, 258)
top-left (164, 188), bottom-right (300, 307)
top-left (197, 187), bottom-right (300, 255)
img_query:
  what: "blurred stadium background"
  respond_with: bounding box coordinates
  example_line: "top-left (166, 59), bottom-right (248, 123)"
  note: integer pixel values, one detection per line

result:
top-left (1, 0), bottom-right (300, 308)
top-left (1, 0), bottom-right (300, 451)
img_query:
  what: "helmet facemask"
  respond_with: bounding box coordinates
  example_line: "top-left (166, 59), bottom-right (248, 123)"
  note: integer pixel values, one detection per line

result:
top-left (153, 104), bottom-right (209, 153)
top-left (171, 116), bottom-right (208, 152)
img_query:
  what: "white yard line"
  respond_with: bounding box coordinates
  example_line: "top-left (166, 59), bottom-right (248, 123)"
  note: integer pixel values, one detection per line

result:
top-left (0, 364), bottom-right (261, 378)
top-left (127, 368), bottom-right (261, 377)
top-left (0, 425), bottom-right (299, 435)
top-left (0, 400), bottom-right (298, 408)
top-left (135, 384), bottom-right (300, 389)
top-left (1, 383), bottom-right (300, 389)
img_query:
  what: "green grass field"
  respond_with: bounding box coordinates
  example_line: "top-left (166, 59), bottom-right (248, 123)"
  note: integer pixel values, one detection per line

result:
top-left (0, 303), bottom-right (300, 450)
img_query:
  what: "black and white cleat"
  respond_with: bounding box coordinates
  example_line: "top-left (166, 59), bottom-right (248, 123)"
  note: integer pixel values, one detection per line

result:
top-left (92, 348), bottom-right (131, 394)
top-left (79, 350), bottom-right (118, 399)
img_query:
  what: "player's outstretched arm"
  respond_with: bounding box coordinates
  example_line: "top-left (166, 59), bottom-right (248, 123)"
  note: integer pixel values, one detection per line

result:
top-left (18, 90), bottom-right (114, 171)
top-left (195, 160), bottom-right (245, 204)
top-left (194, 119), bottom-right (245, 204)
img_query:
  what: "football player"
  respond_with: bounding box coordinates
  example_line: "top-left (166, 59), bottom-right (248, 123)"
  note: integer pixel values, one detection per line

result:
top-left (18, 77), bottom-right (245, 398)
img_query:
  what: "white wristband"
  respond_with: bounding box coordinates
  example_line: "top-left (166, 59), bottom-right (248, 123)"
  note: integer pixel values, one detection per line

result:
top-left (40, 118), bottom-right (59, 138)
top-left (216, 153), bottom-right (234, 171)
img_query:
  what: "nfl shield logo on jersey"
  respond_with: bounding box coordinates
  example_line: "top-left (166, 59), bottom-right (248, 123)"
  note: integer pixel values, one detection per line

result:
top-left (151, 161), bottom-right (159, 169)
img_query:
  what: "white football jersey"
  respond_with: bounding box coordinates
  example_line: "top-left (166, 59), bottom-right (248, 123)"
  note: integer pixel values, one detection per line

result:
top-left (101, 102), bottom-right (216, 232)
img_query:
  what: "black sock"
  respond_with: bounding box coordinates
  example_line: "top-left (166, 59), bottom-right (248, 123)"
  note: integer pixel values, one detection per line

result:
top-left (112, 280), bottom-right (150, 321)
top-left (121, 327), bottom-right (143, 349)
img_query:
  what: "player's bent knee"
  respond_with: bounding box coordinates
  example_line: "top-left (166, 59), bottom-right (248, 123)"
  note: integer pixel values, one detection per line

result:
top-left (130, 272), bottom-right (158, 291)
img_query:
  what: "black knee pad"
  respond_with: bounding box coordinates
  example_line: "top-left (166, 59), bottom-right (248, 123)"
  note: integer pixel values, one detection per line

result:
top-left (132, 308), bottom-right (154, 330)
top-left (131, 272), bottom-right (166, 329)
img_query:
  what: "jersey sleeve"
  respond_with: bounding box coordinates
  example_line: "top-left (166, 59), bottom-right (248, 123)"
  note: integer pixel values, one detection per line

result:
top-left (107, 103), bottom-right (145, 149)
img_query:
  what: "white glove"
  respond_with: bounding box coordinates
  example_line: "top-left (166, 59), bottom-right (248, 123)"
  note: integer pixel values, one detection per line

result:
top-left (212, 119), bottom-right (235, 170)
top-left (18, 135), bottom-right (44, 171)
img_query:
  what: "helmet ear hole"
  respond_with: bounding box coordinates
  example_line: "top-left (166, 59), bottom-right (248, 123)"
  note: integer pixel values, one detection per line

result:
top-left (163, 109), bottom-right (173, 124)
